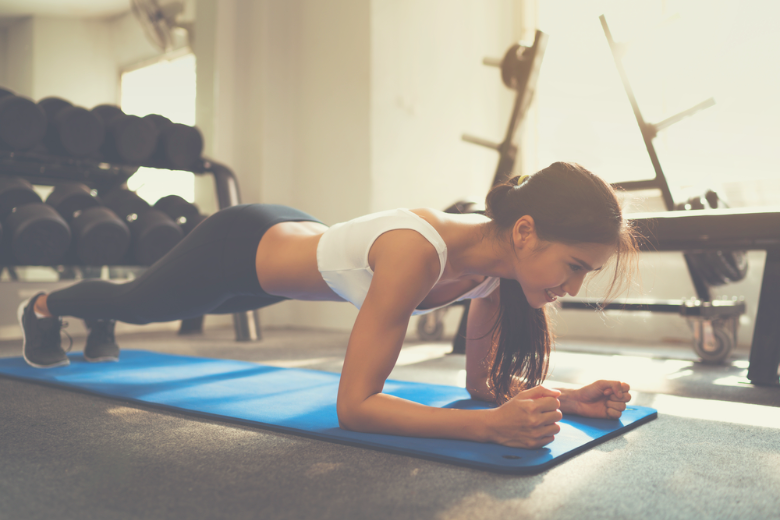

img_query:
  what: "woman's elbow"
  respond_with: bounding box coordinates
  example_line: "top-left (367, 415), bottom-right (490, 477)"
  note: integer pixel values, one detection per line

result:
top-left (336, 399), bottom-right (365, 432)
top-left (466, 377), bottom-right (495, 403)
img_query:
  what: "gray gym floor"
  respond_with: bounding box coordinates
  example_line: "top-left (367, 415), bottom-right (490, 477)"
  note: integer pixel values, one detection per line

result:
top-left (1, 325), bottom-right (778, 520)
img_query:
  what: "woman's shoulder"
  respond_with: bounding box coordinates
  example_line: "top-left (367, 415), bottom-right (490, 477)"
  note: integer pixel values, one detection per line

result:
top-left (408, 207), bottom-right (489, 224)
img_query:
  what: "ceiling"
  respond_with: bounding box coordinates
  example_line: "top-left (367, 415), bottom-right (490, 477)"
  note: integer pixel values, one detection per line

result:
top-left (0, 0), bottom-right (130, 20)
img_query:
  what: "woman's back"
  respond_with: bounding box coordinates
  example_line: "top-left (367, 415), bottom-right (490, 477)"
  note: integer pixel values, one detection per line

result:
top-left (255, 208), bottom-right (494, 307)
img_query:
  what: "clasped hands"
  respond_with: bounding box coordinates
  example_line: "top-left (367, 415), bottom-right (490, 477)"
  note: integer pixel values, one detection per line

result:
top-left (488, 380), bottom-right (631, 449)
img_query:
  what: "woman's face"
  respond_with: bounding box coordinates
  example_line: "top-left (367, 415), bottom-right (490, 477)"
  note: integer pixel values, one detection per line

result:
top-left (510, 217), bottom-right (616, 309)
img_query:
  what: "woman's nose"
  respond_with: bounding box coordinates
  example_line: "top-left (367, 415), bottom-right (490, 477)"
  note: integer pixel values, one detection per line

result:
top-left (562, 275), bottom-right (585, 297)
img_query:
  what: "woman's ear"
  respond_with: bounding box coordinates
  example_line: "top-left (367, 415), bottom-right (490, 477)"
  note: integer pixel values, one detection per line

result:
top-left (512, 215), bottom-right (537, 250)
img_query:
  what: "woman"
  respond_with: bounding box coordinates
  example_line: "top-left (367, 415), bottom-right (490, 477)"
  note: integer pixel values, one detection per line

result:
top-left (19, 161), bottom-right (635, 449)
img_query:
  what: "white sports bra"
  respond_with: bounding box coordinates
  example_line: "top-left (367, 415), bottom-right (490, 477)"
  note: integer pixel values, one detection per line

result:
top-left (316, 208), bottom-right (500, 316)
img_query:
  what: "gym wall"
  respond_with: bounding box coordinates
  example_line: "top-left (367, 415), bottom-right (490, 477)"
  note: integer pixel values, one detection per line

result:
top-left (194, 0), bottom-right (528, 334)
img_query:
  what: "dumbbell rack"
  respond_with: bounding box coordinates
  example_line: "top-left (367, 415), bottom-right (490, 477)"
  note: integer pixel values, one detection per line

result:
top-left (0, 149), bottom-right (261, 342)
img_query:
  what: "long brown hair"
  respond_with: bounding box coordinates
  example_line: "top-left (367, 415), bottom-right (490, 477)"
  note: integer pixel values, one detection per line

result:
top-left (483, 162), bottom-right (638, 403)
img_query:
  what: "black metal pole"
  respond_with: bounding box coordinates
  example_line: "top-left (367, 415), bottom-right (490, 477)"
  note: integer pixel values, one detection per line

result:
top-left (747, 248), bottom-right (780, 386)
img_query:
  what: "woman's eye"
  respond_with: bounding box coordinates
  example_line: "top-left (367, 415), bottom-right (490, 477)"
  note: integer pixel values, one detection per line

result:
top-left (569, 264), bottom-right (582, 272)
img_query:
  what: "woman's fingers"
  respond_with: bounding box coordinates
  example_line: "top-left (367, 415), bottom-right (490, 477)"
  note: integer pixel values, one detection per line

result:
top-left (534, 396), bottom-right (562, 413)
top-left (605, 399), bottom-right (628, 418)
top-left (538, 408), bottom-right (564, 425)
top-left (609, 381), bottom-right (624, 399)
top-left (607, 400), bottom-right (627, 412)
top-left (601, 382), bottom-right (631, 401)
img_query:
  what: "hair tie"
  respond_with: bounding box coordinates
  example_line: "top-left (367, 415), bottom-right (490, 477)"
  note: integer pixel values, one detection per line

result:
top-left (515, 175), bottom-right (530, 186)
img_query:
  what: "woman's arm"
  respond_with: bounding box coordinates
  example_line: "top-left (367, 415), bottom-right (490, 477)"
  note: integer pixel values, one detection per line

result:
top-left (336, 230), bottom-right (562, 448)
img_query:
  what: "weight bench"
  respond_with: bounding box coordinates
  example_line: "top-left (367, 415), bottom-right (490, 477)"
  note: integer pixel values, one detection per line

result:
top-left (560, 17), bottom-right (780, 385)
top-left (628, 208), bottom-right (780, 385)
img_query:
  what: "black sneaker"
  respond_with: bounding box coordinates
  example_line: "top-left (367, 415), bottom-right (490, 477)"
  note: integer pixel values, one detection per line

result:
top-left (18, 293), bottom-right (70, 369)
top-left (84, 319), bottom-right (120, 362)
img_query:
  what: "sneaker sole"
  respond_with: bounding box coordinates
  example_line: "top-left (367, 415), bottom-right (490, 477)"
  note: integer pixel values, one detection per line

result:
top-left (17, 298), bottom-right (70, 369)
top-left (84, 355), bottom-right (119, 363)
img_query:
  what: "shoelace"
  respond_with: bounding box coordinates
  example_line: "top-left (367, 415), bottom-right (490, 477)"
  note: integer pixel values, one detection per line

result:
top-left (41, 318), bottom-right (73, 353)
top-left (61, 320), bottom-right (73, 353)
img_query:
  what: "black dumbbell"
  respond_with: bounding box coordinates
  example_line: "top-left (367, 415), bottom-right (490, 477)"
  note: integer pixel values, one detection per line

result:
top-left (0, 94), bottom-right (48, 151)
top-left (46, 182), bottom-right (101, 220)
top-left (144, 115), bottom-right (203, 170)
top-left (143, 114), bottom-right (172, 130)
top-left (38, 97), bottom-right (72, 123)
top-left (92, 105), bottom-right (159, 164)
top-left (153, 195), bottom-right (204, 235)
top-left (92, 104), bottom-right (125, 126)
top-left (676, 192), bottom-right (749, 286)
top-left (3, 203), bottom-right (71, 265)
top-left (46, 183), bottom-right (131, 265)
top-left (71, 207), bottom-right (133, 265)
top-left (103, 189), bottom-right (182, 266)
top-left (0, 176), bottom-right (43, 220)
top-left (39, 96), bottom-right (105, 158)
top-left (107, 115), bottom-right (160, 164)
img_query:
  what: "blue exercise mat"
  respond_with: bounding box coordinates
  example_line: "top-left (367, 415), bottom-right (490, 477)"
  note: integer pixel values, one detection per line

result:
top-left (0, 350), bottom-right (656, 474)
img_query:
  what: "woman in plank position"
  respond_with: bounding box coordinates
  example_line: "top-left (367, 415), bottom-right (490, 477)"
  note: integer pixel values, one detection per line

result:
top-left (19, 161), bottom-right (634, 449)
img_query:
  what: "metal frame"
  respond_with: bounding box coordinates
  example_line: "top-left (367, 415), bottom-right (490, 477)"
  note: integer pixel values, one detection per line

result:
top-left (450, 31), bottom-right (549, 354)
top-left (571, 15), bottom-right (779, 385)
top-left (600, 14), bottom-right (717, 302)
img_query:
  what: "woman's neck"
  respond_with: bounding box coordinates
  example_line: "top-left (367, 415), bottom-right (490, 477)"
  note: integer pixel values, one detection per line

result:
top-left (447, 220), bottom-right (514, 280)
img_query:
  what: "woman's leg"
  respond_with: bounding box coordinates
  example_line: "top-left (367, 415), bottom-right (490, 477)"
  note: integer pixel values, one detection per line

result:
top-left (20, 203), bottom-right (322, 368)
top-left (44, 204), bottom-right (320, 323)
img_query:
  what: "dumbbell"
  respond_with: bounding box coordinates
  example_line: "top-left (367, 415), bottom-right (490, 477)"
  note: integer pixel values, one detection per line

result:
top-left (38, 96), bottom-right (105, 158)
top-left (3, 203), bottom-right (72, 265)
top-left (102, 189), bottom-right (183, 266)
top-left (144, 114), bottom-right (204, 171)
top-left (676, 191), bottom-right (748, 286)
top-left (46, 182), bottom-right (131, 265)
top-left (153, 195), bottom-right (205, 236)
top-left (0, 89), bottom-right (48, 151)
top-left (92, 104), bottom-right (125, 126)
top-left (91, 104), bottom-right (159, 164)
top-left (1, 176), bottom-right (71, 265)
top-left (0, 176), bottom-right (43, 220)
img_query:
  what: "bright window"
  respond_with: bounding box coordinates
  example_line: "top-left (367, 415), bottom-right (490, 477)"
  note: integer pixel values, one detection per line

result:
top-left (120, 53), bottom-right (197, 205)
top-left (535, 0), bottom-right (780, 209)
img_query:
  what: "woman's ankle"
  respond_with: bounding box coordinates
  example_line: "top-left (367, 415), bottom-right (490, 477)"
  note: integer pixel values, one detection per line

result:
top-left (33, 294), bottom-right (53, 318)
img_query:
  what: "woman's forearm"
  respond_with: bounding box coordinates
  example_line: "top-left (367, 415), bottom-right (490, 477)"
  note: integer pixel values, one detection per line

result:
top-left (339, 392), bottom-right (493, 443)
top-left (553, 388), bottom-right (579, 414)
